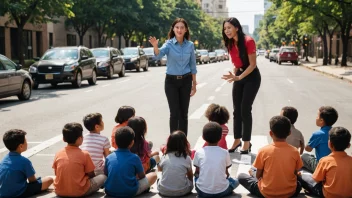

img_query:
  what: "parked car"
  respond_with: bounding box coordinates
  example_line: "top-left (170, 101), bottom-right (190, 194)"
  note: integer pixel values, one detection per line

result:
top-left (91, 47), bottom-right (125, 79)
top-left (258, 49), bottom-right (266, 56)
top-left (143, 47), bottom-right (160, 66)
top-left (29, 46), bottom-right (97, 89)
top-left (269, 48), bottom-right (280, 62)
top-left (276, 47), bottom-right (299, 65)
top-left (197, 49), bottom-right (210, 64)
top-left (121, 47), bottom-right (148, 72)
top-left (195, 50), bottom-right (201, 64)
top-left (160, 55), bottom-right (167, 66)
top-left (264, 50), bottom-right (270, 59)
top-left (0, 54), bottom-right (33, 100)
top-left (215, 49), bottom-right (225, 61)
top-left (223, 51), bottom-right (229, 60)
top-left (209, 52), bottom-right (217, 63)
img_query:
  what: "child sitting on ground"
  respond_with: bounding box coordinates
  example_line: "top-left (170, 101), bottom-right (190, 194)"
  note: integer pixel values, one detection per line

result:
top-left (80, 113), bottom-right (111, 175)
top-left (52, 123), bottom-right (106, 197)
top-left (157, 131), bottom-right (193, 197)
top-left (280, 106), bottom-right (305, 154)
top-left (111, 106), bottom-right (135, 149)
top-left (302, 106), bottom-right (338, 173)
top-left (127, 116), bottom-right (160, 173)
top-left (104, 126), bottom-right (157, 197)
top-left (193, 122), bottom-right (239, 197)
top-left (238, 116), bottom-right (303, 198)
top-left (299, 127), bottom-right (352, 198)
top-left (0, 129), bottom-right (53, 198)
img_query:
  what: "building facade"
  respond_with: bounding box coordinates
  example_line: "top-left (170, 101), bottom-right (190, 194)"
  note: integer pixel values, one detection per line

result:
top-left (242, 25), bottom-right (250, 35)
top-left (254, 14), bottom-right (264, 31)
top-left (200, 0), bottom-right (228, 18)
top-left (264, 0), bottom-right (273, 13)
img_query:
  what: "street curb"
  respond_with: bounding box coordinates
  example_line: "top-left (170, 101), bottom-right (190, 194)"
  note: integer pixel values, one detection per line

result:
top-left (301, 64), bottom-right (352, 84)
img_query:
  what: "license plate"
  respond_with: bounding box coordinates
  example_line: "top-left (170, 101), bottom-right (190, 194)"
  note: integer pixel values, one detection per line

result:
top-left (45, 74), bottom-right (53, 80)
top-left (288, 54), bottom-right (291, 57)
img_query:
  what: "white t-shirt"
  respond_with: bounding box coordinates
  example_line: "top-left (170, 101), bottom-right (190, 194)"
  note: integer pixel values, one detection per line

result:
top-left (157, 153), bottom-right (193, 192)
top-left (193, 146), bottom-right (231, 194)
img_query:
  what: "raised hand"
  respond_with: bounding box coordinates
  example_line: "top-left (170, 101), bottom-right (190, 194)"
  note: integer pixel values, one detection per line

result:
top-left (221, 71), bottom-right (240, 83)
top-left (148, 36), bottom-right (159, 47)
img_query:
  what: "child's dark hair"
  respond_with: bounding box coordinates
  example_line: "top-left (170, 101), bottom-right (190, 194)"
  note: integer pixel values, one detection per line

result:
top-left (3, 129), bottom-right (27, 151)
top-left (166, 131), bottom-right (189, 159)
top-left (281, 106), bottom-right (298, 125)
top-left (319, 106), bottom-right (338, 126)
top-left (115, 126), bottom-right (135, 149)
top-left (270, 116), bottom-right (291, 139)
top-left (115, 106), bottom-right (135, 124)
top-left (203, 122), bottom-right (222, 144)
top-left (83, 113), bottom-right (102, 131)
top-left (63, 122), bottom-right (83, 144)
top-left (205, 103), bottom-right (230, 125)
top-left (127, 116), bottom-right (147, 158)
top-left (329, 127), bottom-right (351, 151)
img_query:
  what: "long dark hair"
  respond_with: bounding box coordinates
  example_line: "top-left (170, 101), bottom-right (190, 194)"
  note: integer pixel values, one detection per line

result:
top-left (168, 18), bottom-right (190, 40)
top-left (222, 17), bottom-right (249, 66)
top-left (128, 116), bottom-right (147, 158)
top-left (165, 131), bottom-right (189, 159)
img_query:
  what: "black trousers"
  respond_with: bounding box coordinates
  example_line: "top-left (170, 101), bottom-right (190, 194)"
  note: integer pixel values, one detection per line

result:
top-left (165, 74), bottom-right (192, 136)
top-left (233, 67), bottom-right (261, 141)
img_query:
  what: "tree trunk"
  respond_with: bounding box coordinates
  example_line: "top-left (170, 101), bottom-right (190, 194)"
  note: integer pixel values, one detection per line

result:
top-left (79, 35), bottom-right (84, 45)
top-left (322, 28), bottom-right (328, 65)
top-left (340, 23), bottom-right (351, 66)
top-left (328, 35), bottom-right (333, 65)
top-left (17, 25), bottom-right (25, 65)
top-left (118, 35), bottom-right (122, 49)
top-left (125, 38), bottom-right (130, 47)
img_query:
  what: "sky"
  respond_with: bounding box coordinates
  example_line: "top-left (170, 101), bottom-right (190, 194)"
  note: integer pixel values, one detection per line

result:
top-left (227, 0), bottom-right (265, 34)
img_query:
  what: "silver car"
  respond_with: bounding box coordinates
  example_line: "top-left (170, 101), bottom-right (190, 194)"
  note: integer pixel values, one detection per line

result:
top-left (0, 54), bottom-right (33, 100)
top-left (269, 48), bottom-right (280, 62)
top-left (197, 50), bottom-right (210, 64)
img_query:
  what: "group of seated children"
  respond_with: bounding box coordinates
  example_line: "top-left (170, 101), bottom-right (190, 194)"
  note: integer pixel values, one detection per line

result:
top-left (0, 104), bottom-right (351, 198)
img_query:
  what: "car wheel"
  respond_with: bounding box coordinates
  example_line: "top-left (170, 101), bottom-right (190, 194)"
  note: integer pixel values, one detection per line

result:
top-left (72, 71), bottom-right (82, 88)
top-left (88, 70), bottom-right (97, 85)
top-left (143, 61), bottom-right (148, 71)
top-left (269, 59), bottom-right (272, 62)
top-left (17, 80), bottom-right (31, 101)
top-left (136, 62), bottom-right (141, 72)
top-left (51, 82), bottom-right (58, 87)
top-left (107, 66), bottom-right (114, 79)
top-left (33, 82), bottom-right (39, 90)
top-left (119, 65), bottom-right (125, 77)
top-left (278, 60), bottom-right (282, 65)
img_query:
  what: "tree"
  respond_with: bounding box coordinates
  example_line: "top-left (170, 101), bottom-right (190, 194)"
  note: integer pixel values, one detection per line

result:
top-left (0, 0), bottom-right (73, 64)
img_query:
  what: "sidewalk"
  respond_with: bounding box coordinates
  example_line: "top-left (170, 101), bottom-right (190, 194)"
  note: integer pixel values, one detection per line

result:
top-left (300, 57), bottom-right (352, 83)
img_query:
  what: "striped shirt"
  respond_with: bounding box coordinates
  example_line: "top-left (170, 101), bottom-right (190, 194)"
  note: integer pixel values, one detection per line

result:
top-left (80, 133), bottom-right (111, 172)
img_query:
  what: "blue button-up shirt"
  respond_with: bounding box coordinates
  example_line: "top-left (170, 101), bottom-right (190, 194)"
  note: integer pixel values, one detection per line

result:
top-left (307, 126), bottom-right (332, 162)
top-left (155, 37), bottom-right (197, 75)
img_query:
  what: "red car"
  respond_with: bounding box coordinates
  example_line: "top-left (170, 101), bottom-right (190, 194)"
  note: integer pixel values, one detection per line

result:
top-left (276, 47), bottom-right (299, 65)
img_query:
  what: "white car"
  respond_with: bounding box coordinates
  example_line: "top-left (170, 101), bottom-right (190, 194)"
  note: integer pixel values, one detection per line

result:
top-left (197, 50), bottom-right (210, 64)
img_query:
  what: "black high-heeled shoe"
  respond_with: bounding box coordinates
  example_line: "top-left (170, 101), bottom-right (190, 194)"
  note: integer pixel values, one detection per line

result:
top-left (240, 143), bottom-right (252, 155)
top-left (228, 142), bottom-right (242, 153)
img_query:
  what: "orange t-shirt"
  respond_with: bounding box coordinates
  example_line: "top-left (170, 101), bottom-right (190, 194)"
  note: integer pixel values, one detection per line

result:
top-left (111, 122), bottom-right (128, 149)
top-left (253, 142), bottom-right (303, 198)
top-left (52, 146), bottom-right (95, 197)
top-left (313, 152), bottom-right (352, 198)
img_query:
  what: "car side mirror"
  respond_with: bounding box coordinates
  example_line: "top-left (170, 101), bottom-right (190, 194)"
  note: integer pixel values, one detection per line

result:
top-left (81, 55), bottom-right (88, 60)
top-left (16, 64), bottom-right (22, 70)
top-left (33, 57), bottom-right (40, 61)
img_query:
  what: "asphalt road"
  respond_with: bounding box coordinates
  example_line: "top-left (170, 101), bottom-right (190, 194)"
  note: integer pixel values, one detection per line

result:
top-left (0, 56), bottom-right (351, 197)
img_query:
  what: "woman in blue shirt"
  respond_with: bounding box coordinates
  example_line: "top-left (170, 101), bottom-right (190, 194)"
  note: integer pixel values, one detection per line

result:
top-left (149, 18), bottom-right (197, 136)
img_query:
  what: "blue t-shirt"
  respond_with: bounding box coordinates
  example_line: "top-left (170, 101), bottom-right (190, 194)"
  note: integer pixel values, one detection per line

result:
top-left (104, 148), bottom-right (144, 197)
top-left (307, 126), bottom-right (332, 162)
top-left (0, 152), bottom-right (36, 198)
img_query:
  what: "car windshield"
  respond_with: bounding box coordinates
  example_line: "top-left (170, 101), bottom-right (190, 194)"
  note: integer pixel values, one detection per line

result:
top-left (272, 49), bottom-right (279, 53)
top-left (282, 48), bottom-right (295, 52)
top-left (199, 51), bottom-right (208, 55)
top-left (209, 52), bottom-right (215, 56)
top-left (143, 48), bottom-right (154, 55)
top-left (122, 48), bottom-right (138, 55)
top-left (215, 50), bottom-right (224, 55)
top-left (91, 49), bottom-right (109, 58)
top-left (41, 49), bottom-right (78, 60)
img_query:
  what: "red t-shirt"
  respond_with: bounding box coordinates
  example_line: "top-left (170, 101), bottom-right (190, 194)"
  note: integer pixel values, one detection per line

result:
top-left (229, 36), bottom-right (256, 68)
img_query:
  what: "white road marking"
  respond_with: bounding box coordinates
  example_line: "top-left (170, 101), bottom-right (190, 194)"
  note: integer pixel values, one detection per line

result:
top-left (116, 79), bottom-right (131, 84)
top-left (22, 135), bottom-right (63, 158)
top-left (208, 96), bottom-right (215, 101)
top-left (221, 81), bottom-right (227, 87)
top-left (215, 87), bottom-right (222, 92)
top-left (189, 104), bottom-right (209, 119)
top-left (287, 78), bottom-right (294, 83)
top-left (0, 147), bottom-right (7, 154)
top-left (102, 84), bottom-right (111, 87)
top-left (28, 142), bottom-right (42, 144)
top-left (84, 90), bottom-right (93, 93)
top-left (197, 82), bottom-right (207, 89)
top-left (36, 154), bottom-right (55, 157)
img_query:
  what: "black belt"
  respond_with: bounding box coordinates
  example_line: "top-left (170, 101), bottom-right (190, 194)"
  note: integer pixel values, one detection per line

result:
top-left (166, 72), bottom-right (191, 80)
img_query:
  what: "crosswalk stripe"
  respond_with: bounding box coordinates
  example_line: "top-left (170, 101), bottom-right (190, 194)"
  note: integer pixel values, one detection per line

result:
top-left (189, 104), bottom-right (209, 119)
top-left (197, 82), bottom-right (207, 89)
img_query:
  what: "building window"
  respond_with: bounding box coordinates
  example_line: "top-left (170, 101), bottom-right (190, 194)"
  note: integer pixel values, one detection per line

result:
top-left (205, 3), bottom-right (209, 8)
top-left (67, 34), bottom-right (76, 46)
top-left (49, 33), bottom-right (53, 48)
top-left (0, 27), bottom-right (4, 55)
top-left (218, 5), bottom-right (223, 9)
